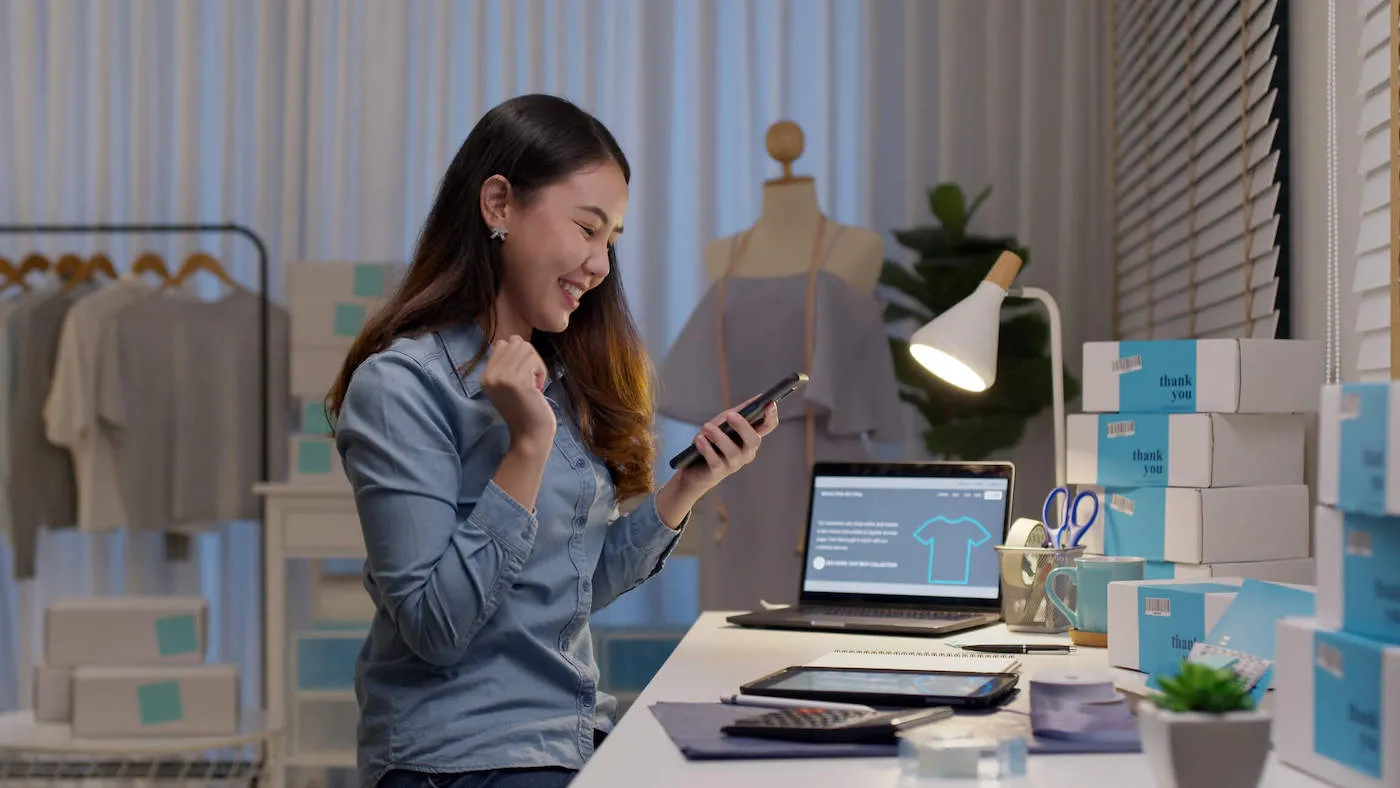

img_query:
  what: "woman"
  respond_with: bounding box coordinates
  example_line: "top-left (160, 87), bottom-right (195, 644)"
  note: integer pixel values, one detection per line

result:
top-left (325, 93), bottom-right (777, 788)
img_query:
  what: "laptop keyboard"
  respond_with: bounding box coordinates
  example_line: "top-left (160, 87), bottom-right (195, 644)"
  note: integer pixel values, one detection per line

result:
top-left (801, 606), bottom-right (986, 621)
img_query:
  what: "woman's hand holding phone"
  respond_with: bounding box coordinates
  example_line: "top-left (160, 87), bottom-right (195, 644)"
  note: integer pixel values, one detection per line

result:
top-left (654, 395), bottom-right (779, 529)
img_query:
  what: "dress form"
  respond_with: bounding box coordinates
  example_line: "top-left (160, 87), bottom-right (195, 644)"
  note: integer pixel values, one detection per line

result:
top-left (703, 121), bottom-right (884, 294)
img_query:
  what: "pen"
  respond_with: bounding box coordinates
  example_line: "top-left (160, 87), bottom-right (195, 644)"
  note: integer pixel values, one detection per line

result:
top-left (959, 644), bottom-right (1073, 654)
top-left (719, 694), bottom-right (875, 712)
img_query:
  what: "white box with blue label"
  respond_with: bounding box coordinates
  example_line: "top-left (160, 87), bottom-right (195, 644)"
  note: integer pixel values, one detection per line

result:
top-left (1107, 578), bottom-right (1242, 674)
top-left (1083, 339), bottom-right (1322, 414)
top-left (1319, 383), bottom-right (1400, 516)
top-left (1079, 485), bottom-right (1310, 564)
top-left (1274, 617), bottom-right (1400, 787)
top-left (1140, 558), bottom-right (1315, 585)
top-left (1067, 413), bottom-right (1305, 488)
top-left (71, 664), bottom-right (238, 738)
top-left (1317, 506), bottom-right (1400, 645)
top-left (44, 596), bottom-right (207, 668)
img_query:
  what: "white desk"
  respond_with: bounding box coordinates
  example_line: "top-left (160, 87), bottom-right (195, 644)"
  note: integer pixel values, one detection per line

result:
top-left (572, 612), bottom-right (1328, 787)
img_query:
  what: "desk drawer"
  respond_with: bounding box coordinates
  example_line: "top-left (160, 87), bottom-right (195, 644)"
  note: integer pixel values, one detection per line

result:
top-left (278, 495), bottom-right (364, 554)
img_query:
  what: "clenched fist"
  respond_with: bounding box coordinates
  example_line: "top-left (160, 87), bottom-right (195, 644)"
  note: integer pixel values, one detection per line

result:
top-left (480, 335), bottom-right (556, 452)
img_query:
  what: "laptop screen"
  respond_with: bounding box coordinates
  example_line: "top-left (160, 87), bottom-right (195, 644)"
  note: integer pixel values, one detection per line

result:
top-left (801, 467), bottom-right (1012, 601)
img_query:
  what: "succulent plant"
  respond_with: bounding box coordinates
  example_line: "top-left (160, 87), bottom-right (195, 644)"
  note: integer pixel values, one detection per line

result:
top-left (1149, 661), bottom-right (1256, 714)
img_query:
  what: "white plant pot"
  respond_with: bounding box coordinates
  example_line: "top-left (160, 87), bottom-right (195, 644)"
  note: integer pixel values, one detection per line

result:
top-left (1138, 704), bottom-right (1272, 788)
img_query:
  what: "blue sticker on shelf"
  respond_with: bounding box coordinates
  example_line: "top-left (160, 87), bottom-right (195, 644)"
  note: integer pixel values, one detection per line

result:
top-left (1101, 487), bottom-right (1168, 560)
top-left (1095, 414), bottom-right (1171, 486)
top-left (137, 680), bottom-right (184, 726)
top-left (302, 401), bottom-right (332, 436)
top-left (154, 614), bottom-right (199, 657)
top-left (333, 302), bottom-right (368, 337)
top-left (352, 264), bottom-right (387, 298)
top-left (1315, 629), bottom-right (1384, 778)
top-left (1117, 341), bottom-right (1199, 413)
top-left (1339, 384), bottom-right (1390, 515)
top-left (296, 634), bottom-right (365, 691)
top-left (298, 440), bottom-right (333, 476)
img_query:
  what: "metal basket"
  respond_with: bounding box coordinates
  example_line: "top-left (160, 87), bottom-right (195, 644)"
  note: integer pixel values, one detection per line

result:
top-left (994, 545), bottom-right (1084, 633)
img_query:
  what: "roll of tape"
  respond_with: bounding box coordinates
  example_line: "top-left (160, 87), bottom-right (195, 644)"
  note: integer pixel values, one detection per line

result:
top-left (1005, 517), bottom-right (1049, 548)
top-left (1028, 669), bottom-right (1136, 736)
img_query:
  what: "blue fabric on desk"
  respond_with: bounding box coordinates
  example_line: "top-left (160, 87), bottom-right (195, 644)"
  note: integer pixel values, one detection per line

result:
top-left (648, 703), bottom-right (1141, 760)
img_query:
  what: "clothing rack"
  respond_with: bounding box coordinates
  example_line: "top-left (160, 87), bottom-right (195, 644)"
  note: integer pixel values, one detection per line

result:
top-left (0, 221), bottom-right (273, 713)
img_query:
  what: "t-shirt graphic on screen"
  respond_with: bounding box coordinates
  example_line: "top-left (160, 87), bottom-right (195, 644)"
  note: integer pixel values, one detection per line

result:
top-left (802, 474), bottom-right (1008, 600)
top-left (912, 516), bottom-right (992, 585)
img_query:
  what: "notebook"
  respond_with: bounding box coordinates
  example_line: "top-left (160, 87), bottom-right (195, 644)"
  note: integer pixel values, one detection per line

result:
top-left (807, 647), bottom-right (1021, 674)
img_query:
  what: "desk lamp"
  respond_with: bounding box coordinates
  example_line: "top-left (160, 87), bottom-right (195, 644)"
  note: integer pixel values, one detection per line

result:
top-left (907, 250), bottom-right (1067, 487)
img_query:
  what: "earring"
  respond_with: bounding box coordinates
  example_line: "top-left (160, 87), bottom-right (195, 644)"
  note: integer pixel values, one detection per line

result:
top-left (490, 227), bottom-right (509, 241)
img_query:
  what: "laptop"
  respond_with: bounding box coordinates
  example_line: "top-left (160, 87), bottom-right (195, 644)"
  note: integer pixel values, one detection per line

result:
top-left (726, 461), bottom-right (1015, 637)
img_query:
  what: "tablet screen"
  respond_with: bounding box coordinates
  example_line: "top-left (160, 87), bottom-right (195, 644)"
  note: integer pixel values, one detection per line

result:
top-left (764, 669), bottom-right (998, 698)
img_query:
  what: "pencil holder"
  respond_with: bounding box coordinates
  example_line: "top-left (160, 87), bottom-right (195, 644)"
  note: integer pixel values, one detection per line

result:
top-left (994, 545), bottom-right (1084, 633)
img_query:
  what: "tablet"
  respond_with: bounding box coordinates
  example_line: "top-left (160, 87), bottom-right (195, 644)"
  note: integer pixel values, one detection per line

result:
top-left (739, 666), bottom-right (1018, 709)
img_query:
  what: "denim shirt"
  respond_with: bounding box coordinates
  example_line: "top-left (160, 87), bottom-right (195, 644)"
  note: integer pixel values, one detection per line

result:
top-left (334, 323), bottom-right (685, 788)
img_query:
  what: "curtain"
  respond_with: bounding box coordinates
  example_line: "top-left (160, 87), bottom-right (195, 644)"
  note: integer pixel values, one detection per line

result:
top-left (0, 0), bottom-right (1107, 712)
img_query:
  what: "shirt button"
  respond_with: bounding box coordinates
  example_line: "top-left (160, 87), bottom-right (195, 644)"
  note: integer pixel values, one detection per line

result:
top-left (573, 458), bottom-right (586, 469)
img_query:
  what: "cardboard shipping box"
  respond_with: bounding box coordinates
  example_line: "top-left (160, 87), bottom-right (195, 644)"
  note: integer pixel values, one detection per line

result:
top-left (1082, 338), bottom-right (1322, 414)
top-left (1107, 578), bottom-right (1242, 674)
top-left (32, 664), bottom-right (73, 722)
top-left (1079, 484), bottom-right (1310, 564)
top-left (1274, 617), bottom-right (1400, 787)
top-left (1316, 506), bottom-right (1400, 645)
top-left (1067, 413), bottom-right (1305, 488)
top-left (1319, 383), bottom-right (1400, 517)
top-left (45, 596), bottom-right (207, 668)
top-left (1142, 558), bottom-right (1316, 585)
top-left (72, 664), bottom-right (238, 738)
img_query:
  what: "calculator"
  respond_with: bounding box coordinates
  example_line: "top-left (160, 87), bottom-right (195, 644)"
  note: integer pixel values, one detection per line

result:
top-left (720, 706), bottom-right (953, 744)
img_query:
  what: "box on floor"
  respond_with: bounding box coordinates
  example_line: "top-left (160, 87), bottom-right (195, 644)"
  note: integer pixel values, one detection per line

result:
top-left (1082, 339), bottom-right (1321, 414)
top-left (1067, 413), bottom-right (1304, 488)
top-left (1077, 484), bottom-right (1310, 564)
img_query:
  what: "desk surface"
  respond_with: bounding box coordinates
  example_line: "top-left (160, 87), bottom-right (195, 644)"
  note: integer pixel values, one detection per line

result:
top-left (573, 612), bottom-right (1327, 787)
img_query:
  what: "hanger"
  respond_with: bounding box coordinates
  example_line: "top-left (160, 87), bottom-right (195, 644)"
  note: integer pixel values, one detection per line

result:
top-left (0, 257), bottom-right (17, 290)
top-left (132, 252), bottom-right (173, 285)
top-left (85, 253), bottom-right (119, 282)
top-left (11, 253), bottom-right (48, 292)
top-left (56, 253), bottom-right (86, 288)
top-left (169, 252), bottom-right (240, 291)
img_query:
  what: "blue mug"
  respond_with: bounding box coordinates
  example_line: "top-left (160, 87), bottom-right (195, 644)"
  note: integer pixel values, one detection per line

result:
top-left (1045, 556), bottom-right (1145, 633)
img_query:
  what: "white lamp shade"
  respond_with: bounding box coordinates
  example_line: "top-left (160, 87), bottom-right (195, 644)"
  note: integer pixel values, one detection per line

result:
top-left (908, 279), bottom-right (1008, 392)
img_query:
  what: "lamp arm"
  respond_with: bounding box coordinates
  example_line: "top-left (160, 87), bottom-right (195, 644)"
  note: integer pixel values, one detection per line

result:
top-left (1008, 286), bottom-right (1066, 488)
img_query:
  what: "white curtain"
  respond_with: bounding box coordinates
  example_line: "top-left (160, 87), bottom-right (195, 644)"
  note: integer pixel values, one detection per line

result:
top-left (0, 0), bottom-right (1107, 711)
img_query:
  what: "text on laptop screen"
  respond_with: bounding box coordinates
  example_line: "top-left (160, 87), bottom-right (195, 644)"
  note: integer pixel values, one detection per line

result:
top-left (801, 474), bottom-right (1010, 600)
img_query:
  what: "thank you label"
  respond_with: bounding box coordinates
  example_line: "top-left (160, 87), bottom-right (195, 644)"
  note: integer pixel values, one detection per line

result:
top-left (1342, 512), bottom-right (1400, 644)
top-left (1102, 487), bottom-right (1168, 560)
top-left (1136, 583), bottom-right (1237, 678)
top-left (1339, 384), bottom-right (1389, 514)
top-left (1315, 630), bottom-right (1384, 778)
top-left (1096, 414), bottom-right (1170, 486)
top-left (1117, 340), bottom-right (1198, 412)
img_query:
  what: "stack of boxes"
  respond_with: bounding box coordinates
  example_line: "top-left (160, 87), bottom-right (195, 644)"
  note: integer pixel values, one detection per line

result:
top-left (33, 596), bottom-right (237, 737)
top-left (285, 261), bottom-right (406, 487)
top-left (1273, 382), bottom-right (1400, 785)
top-left (1068, 338), bottom-right (1319, 583)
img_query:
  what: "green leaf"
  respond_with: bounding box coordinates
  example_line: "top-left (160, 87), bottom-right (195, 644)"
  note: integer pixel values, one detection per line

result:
top-left (965, 185), bottom-right (992, 225)
top-left (922, 414), bottom-right (1028, 460)
top-left (929, 184), bottom-right (968, 242)
top-left (883, 300), bottom-right (933, 325)
top-left (877, 262), bottom-right (940, 316)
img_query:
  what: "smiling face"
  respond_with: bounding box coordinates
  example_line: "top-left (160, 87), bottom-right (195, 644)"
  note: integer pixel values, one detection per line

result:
top-left (481, 161), bottom-right (628, 337)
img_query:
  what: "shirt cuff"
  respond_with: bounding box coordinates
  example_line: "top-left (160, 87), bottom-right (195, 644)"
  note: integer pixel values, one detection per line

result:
top-left (623, 492), bottom-right (688, 551)
top-left (468, 480), bottom-right (539, 560)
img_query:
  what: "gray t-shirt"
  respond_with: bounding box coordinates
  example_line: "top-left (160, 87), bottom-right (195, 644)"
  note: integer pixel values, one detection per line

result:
top-left (8, 284), bottom-right (96, 577)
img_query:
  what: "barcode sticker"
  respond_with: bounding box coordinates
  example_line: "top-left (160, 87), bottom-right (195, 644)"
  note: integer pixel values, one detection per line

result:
top-left (1346, 527), bottom-right (1374, 558)
top-left (1106, 420), bottom-right (1136, 438)
top-left (1318, 642), bottom-right (1344, 678)
top-left (1340, 393), bottom-right (1361, 420)
top-left (1109, 494), bottom-right (1135, 516)
top-left (1144, 597), bottom-right (1171, 617)
top-left (1112, 355), bottom-right (1143, 374)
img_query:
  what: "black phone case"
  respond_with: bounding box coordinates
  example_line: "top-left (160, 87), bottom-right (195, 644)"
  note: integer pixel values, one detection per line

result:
top-left (667, 371), bottom-right (808, 470)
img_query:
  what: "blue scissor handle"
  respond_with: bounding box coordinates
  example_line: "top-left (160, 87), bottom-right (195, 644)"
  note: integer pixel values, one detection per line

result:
top-left (1043, 487), bottom-right (1100, 548)
top-left (1066, 490), bottom-right (1100, 547)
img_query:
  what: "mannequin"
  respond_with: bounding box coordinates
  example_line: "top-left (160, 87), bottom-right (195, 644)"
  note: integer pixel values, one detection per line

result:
top-left (703, 121), bottom-right (884, 294)
top-left (658, 121), bottom-right (905, 611)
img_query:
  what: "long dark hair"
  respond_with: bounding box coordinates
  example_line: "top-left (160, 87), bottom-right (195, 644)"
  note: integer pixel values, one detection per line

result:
top-left (326, 94), bottom-right (656, 500)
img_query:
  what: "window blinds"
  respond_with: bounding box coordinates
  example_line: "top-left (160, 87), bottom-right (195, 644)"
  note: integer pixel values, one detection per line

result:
top-left (1110, 0), bottom-right (1289, 341)
top-left (1353, 0), bottom-right (1395, 380)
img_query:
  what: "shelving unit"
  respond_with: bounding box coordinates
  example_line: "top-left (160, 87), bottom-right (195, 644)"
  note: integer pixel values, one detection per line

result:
top-left (256, 483), bottom-right (365, 788)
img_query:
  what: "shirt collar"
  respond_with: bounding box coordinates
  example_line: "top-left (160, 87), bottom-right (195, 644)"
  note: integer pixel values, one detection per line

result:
top-left (437, 322), bottom-right (566, 399)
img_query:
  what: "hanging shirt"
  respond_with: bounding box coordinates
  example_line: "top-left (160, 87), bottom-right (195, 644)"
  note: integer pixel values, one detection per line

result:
top-left (7, 283), bottom-right (96, 578)
top-left (0, 294), bottom-right (32, 546)
top-left (45, 277), bottom-right (154, 533)
top-left (169, 290), bottom-right (291, 527)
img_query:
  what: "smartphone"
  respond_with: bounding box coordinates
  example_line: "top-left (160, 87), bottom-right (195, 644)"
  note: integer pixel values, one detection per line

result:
top-left (668, 371), bottom-right (809, 470)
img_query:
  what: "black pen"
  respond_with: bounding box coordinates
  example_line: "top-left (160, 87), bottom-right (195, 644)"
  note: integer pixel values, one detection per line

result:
top-left (960, 644), bottom-right (1073, 654)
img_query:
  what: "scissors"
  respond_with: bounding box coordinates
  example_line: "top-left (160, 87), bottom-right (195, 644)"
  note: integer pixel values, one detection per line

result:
top-left (1043, 486), bottom-right (1099, 549)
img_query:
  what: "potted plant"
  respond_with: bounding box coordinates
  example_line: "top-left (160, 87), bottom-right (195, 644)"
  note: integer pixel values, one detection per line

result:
top-left (1139, 662), bottom-right (1272, 788)
top-left (879, 182), bottom-right (1080, 459)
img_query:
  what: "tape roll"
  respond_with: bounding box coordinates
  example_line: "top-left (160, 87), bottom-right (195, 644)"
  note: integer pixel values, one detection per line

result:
top-left (1028, 669), bottom-right (1136, 736)
top-left (1005, 517), bottom-right (1049, 548)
